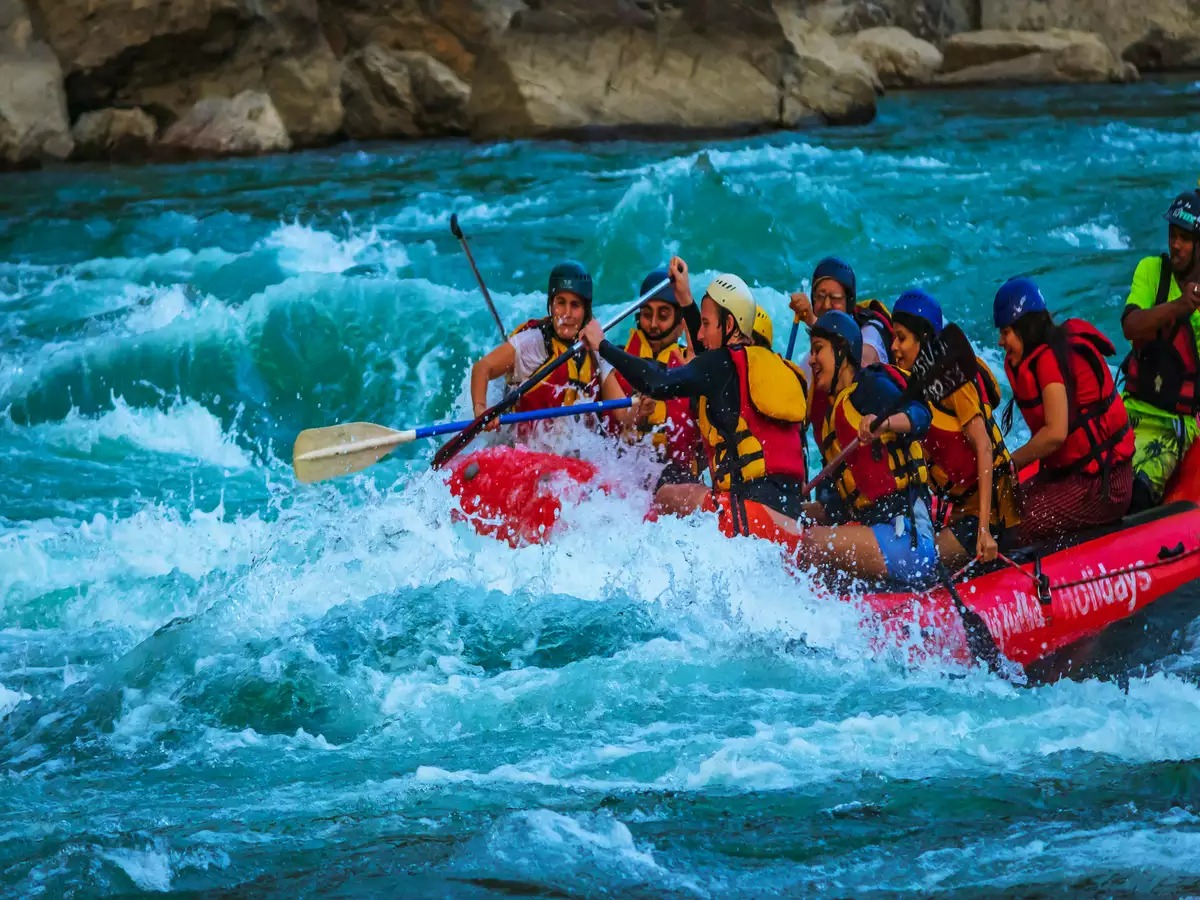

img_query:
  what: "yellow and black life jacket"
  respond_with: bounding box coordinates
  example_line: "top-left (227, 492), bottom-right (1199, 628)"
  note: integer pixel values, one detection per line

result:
top-left (819, 364), bottom-right (928, 520)
top-left (509, 317), bottom-right (598, 413)
top-left (697, 345), bottom-right (809, 492)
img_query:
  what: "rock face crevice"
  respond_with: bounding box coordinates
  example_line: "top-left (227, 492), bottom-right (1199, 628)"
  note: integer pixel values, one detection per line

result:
top-left (0, 0), bottom-right (1194, 168)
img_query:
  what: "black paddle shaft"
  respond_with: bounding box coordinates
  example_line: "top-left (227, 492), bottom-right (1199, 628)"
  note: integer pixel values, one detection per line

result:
top-left (450, 213), bottom-right (507, 343)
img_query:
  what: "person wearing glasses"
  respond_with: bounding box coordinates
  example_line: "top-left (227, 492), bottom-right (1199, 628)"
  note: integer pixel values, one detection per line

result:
top-left (788, 257), bottom-right (893, 367)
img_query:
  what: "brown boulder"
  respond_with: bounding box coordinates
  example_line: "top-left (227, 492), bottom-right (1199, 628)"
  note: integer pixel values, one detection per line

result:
top-left (980, 0), bottom-right (1200, 70)
top-left (71, 107), bottom-right (157, 160)
top-left (265, 43), bottom-right (344, 145)
top-left (776, 17), bottom-right (878, 125)
top-left (469, 30), bottom-right (785, 140)
top-left (844, 27), bottom-right (943, 87)
top-left (318, 0), bottom-right (523, 78)
top-left (28, 0), bottom-right (343, 146)
top-left (467, 4), bottom-right (876, 141)
top-left (158, 89), bottom-right (292, 158)
top-left (801, 0), bottom-right (978, 43)
top-left (939, 29), bottom-right (1132, 84)
top-left (342, 44), bottom-right (469, 138)
top-left (0, 0), bottom-right (72, 167)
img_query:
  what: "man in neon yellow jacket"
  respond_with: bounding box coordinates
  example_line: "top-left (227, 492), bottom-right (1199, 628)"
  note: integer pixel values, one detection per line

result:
top-left (1121, 188), bottom-right (1200, 511)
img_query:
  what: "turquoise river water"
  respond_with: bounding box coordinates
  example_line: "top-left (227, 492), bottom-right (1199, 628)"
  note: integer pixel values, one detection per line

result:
top-left (4, 79), bottom-right (1200, 896)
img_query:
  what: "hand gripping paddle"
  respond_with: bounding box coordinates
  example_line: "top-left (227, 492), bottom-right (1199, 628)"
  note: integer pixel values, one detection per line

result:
top-left (803, 324), bottom-right (978, 496)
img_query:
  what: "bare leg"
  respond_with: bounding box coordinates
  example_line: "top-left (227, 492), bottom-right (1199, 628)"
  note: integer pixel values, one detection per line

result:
top-left (653, 483), bottom-right (712, 517)
top-left (936, 526), bottom-right (970, 569)
top-left (797, 524), bottom-right (889, 581)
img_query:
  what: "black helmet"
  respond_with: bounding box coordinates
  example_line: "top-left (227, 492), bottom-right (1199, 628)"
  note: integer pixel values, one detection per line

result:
top-left (1165, 191), bottom-right (1200, 234)
top-left (548, 260), bottom-right (593, 303)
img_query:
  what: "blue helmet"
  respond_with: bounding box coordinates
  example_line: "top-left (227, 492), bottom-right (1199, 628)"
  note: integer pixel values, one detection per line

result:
top-left (811, 256), bottom-right (856, 304)
top-left (993, 277), bottom-right (1047, 329)
top-left (639, 268), bottom-right (678, 307)
top-left (893, 288), bottom-right (944, 337)
top-left (810, 309), bottom-right (863, 366)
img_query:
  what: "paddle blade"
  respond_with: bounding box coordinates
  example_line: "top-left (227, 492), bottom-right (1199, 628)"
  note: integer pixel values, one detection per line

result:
top-left (293, 422), bottom-right (406, 484)
top-left (908, 323), bottom-right (978, 404)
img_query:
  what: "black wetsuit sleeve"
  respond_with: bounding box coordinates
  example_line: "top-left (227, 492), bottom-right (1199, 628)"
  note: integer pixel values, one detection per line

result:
top-left (680, 303), bottom-right (702, 350)
top-left (598, 340), bottom-right (731, 400)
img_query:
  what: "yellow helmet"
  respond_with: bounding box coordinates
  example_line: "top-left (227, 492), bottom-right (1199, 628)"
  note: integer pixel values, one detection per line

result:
top-left (705, 273), bottom-right (756, 338)
top-left (753, 306), bottom-right (774, 348)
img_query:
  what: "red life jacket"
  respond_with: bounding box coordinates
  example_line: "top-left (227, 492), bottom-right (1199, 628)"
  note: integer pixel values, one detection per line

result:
top-left (855, 299), bottom-right (895, 364)
top-left (1122, 253), bottom-right (1200, 415)
top-left (1006, 319), bottom-right (1134, 477)
top-left (509, 318), bottom-right (600, 415)
top-left (923, 360), bottom-right (1012, 502)
top-left (697, 345), bottom-right (808, 492)
top-left (819, 365), bottom-right (929, 515)
top-left (617, 328), bottom-right (701, 471)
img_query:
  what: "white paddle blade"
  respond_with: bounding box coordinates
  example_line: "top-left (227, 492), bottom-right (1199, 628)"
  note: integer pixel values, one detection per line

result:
top-left (292, 422), bottom-right (413, 484)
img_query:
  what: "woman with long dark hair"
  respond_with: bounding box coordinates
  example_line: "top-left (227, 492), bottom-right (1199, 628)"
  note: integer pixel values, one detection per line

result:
top-left (890, 289), bottom-right (1020, 567)
top-left (994, 277), bottom-right (1135, 544)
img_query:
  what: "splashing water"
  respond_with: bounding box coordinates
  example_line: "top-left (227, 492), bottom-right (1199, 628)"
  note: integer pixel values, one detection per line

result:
top-left (3, 81), bottom-right (1200, 895)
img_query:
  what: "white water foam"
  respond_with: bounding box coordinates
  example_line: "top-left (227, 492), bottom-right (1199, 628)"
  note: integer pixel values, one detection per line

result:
top-left (387, 193), bottom-right (552, 232)
top-left (263, 221), bottom-right (410, 274)
top-left (0, 683), bottom-right (29, 719)
top-left (1049, 223), bottom-right (1130, 251)
top-left (74, 246), bottom-right (240, 283)
top-left (101, 842), bottom-right (173, 892)
top-left (0, 501), bottom-right (271, 628)
top-left (11, 396), bottom-right (250, 469)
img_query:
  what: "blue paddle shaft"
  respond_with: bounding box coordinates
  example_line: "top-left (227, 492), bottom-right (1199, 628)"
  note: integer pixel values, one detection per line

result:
top-left (785, 316), bottom-right (800, 361)
top-left (414, 398), bottom-right (632, 440)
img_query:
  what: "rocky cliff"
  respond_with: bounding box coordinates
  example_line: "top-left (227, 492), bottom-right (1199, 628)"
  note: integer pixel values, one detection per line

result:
top-left (0, 0), bottom-right (1195, 168)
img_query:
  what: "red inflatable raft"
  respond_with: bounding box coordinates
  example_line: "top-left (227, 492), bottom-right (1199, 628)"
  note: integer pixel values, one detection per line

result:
top-left (447, 443), bottom-right (1200, 680)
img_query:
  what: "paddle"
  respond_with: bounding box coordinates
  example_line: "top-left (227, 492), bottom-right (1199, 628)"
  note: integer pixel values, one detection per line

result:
top-left (938, 563), bottom-right (1005, 674)
top-left (785, 313), bottom-right (801, 361)
top-left (293, 398), bottom-right (633, 484)
top-left (431, 278), bottom-right (670, 469)
top-left (450, 213), bottom-right (507, 343)
top-left (797, 322), bottom-right (1001, 669)
top-left (803, 323), bottom-right (977, 497)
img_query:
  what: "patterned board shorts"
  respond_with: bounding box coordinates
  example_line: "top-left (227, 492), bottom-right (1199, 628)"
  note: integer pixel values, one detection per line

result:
top-left (1129, 409), bottom-right (1197, 502)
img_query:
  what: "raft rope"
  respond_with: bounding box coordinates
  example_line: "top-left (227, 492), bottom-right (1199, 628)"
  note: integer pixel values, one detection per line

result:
top-left (953, 544), bottom-right (1200, 593)
top-left (1044, 543), bottom-right (1200, 591)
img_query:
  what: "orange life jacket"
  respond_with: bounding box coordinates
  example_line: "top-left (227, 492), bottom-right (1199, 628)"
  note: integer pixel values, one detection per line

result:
top-left (509, 318), bottom-right (599, 414)
top-left (697, 345), bottom-right (808, 492)
top-left (1006, 319), bottom-right (1134, 477)
top-left (1122, 253), bottom-right (1200, 415)
top-left (617, 328), bottom-right (701, 471)
top-left (819, 365), bottom-right (929, 518)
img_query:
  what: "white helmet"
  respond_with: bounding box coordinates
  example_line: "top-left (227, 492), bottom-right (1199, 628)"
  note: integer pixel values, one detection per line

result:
top-left (705, 273), bottom-right (757, 338)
